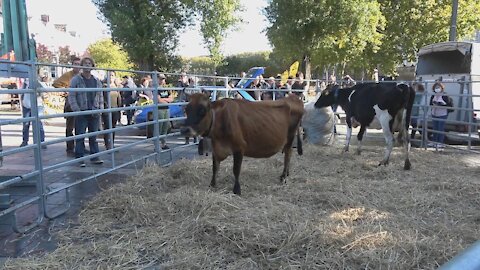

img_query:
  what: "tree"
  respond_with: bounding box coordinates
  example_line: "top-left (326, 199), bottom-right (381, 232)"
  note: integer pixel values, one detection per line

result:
top-left (58, 46), bottom-right (72, 64)
top-left (193, 1), bottom-right (243, 68)
top-left (182, 56), bottom-right (216, 75)
top-left (373, 0), bottom-right (480, 73)
top-left (87, 39), bottom-right (133, 76)
top-left (36, 43), bottom-right (53, 63)
top-left (265, 0), bottom-right (386, 79)
top-left (264, 0), bottom-right (480, 77)
top-left (181, 51), bottom-right (286, 79)
top-left (217, 51), bottom-right (285, 77)
top-left (93, 0), bottom-right (242, 71)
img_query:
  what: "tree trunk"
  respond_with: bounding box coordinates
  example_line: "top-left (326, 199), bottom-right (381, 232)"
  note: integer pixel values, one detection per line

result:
top-left (341, 62), bottom-right (347, 77)
top-left (303, 54), bottom-right (311, 81)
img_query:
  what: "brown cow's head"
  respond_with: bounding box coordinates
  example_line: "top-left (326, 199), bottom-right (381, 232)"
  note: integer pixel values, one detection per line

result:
top-left (181, 93), bottom-right (212, 137)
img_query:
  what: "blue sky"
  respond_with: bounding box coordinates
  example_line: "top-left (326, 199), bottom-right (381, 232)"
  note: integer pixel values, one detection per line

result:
top-left (25, 0), bottom-right (272, 57)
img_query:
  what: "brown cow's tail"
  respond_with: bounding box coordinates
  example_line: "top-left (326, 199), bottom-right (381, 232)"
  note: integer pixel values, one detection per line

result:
top-left (297, 126), bottom-right (303, 155)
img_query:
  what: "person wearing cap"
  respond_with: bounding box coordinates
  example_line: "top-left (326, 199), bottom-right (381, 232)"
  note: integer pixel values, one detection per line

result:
top-left (261, 76), bottom-right (275, 100)
top-left (157, 73), bottom-right (173, 149)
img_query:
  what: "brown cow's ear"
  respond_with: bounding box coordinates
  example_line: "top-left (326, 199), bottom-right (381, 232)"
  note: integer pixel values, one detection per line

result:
top-left (198, 94), bottom-right (210, 108)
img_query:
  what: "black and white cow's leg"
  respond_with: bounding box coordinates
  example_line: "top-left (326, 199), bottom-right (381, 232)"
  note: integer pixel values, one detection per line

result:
top-left (374, 105), bottom-right (393, 166)
top-left (401, 110), bottom-right (412, 170)
top-left (344, 118), bottom-right (353, 152)
top-left (356, 125), bottom-right (367, 155)
top-left (210, 154), bottom-right (219, 188)
top-left (232, 152), bottom-right (243, 195)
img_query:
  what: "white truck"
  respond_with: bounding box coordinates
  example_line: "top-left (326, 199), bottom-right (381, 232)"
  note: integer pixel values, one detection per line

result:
top-left (415, 41), bottom-right (480, 143)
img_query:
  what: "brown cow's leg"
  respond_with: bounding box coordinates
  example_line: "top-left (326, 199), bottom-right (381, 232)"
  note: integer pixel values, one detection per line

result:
top-left (232, 152), bottom-right (243, 195)
top-left (210, 155), bottom-right (219, 188)
top-left (280, 147), bottom-right (292, 184)
top-left (280, 132), bottom-right (295, 183)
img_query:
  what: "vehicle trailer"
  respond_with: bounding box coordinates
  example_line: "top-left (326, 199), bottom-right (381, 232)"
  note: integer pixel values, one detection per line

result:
top-left (416, 41), bottom-right (480, 143)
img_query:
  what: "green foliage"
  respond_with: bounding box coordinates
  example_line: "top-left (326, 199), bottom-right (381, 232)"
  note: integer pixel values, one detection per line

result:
top-left (93, 0), bottom-right (241, 71)
top-left (182, 56), bottom-right (216, 75)
top-left (87, 39), bottom-right (133, 76)
top-left (180, 51), bottom-right (288, 78)
top-left (218, 51), bottom-right (272, 76)
top-left (191, 0), bottom-right (243, 67)
top-left (265, 0), bottom-right (385, 77)
top-left (374, 0), bottom-right (480, 73)
top-left (265, 0), bottom-right (480, 77)
top-left (58, 46), bottom-right (72, 65)
top-left (36, 43), bottom-right (53, 63)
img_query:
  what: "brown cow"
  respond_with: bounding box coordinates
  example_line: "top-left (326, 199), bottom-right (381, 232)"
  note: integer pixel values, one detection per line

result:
top-left (180, 93), bottom-right (305, 195)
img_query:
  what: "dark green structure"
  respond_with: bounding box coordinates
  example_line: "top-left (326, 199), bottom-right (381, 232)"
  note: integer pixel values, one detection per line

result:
top-left (1, 0), bottom-right (36, 61)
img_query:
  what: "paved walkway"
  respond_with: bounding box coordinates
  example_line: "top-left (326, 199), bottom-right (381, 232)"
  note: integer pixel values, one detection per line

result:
top-left (0, 106), bottom-right (201, 259)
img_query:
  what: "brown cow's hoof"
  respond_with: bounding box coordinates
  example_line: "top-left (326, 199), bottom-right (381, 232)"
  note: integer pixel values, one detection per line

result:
top-left (198, 139), bottom-right (204, 155)
top-left (404, 159), bottom-right (411, 170)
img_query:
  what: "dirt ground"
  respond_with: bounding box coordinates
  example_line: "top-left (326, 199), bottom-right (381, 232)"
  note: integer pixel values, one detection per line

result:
top-left (4, 142), bottom-right (480, 269)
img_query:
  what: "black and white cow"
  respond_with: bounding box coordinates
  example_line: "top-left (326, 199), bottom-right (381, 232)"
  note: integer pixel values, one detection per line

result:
top-left (314, 82), bottom-right (415, 170)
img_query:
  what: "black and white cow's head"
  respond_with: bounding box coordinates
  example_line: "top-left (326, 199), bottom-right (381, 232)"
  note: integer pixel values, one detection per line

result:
top-left (314, 84), bottom-right (340, 109)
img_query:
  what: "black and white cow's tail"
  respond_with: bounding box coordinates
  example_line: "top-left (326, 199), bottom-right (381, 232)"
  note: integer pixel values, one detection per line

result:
top-left (398, 84), bottom-right (416, 170)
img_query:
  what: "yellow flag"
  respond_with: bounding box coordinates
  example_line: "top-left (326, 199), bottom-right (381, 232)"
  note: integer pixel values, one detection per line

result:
top-left (289, 61), bottom-right (299, 77)
top-left (280, 70), bottom-right (289, 85)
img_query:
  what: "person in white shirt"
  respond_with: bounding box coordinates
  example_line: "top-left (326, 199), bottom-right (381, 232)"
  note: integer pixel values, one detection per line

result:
top-left (20, 79), bottom-right (46, 149)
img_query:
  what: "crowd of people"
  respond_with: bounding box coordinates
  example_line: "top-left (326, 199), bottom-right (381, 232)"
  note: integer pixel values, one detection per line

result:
top-left (227, 72), bottom-right (310, 101)
top-left (18, 57), bottom-right (206, 165)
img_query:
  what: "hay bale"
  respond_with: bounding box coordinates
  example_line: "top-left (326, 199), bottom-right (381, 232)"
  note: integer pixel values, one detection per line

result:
top-left (302, 101), bottom-right (334, 145)
top-left (4, 145), bottom-right (480, 269)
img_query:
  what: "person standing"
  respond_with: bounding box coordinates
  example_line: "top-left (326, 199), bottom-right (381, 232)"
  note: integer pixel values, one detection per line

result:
top-left (53, 57), bottom-right (81, 154)
top-left (19, 79), bottom-right (47, 149)
top-left (102, 77), bottom-right (123, 149)
top-left (291, 72), bottom-right (307, 99)
top-left (410, 83), bottom-right (426, 140)
top-left (261, 76), bottom-right (275, 100)
top-left (68, 57), bottom-right (104, 167)
top-left (139, 75), bottom-right (153, 101)
top-left (176, 72), bottom-right (189, 102)
top-left (157, 74), bottom-right (173, 149)
top-left (121, 75), bottom-right (136, 125)
top-left (429, 82), bottom-right (453, 150)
